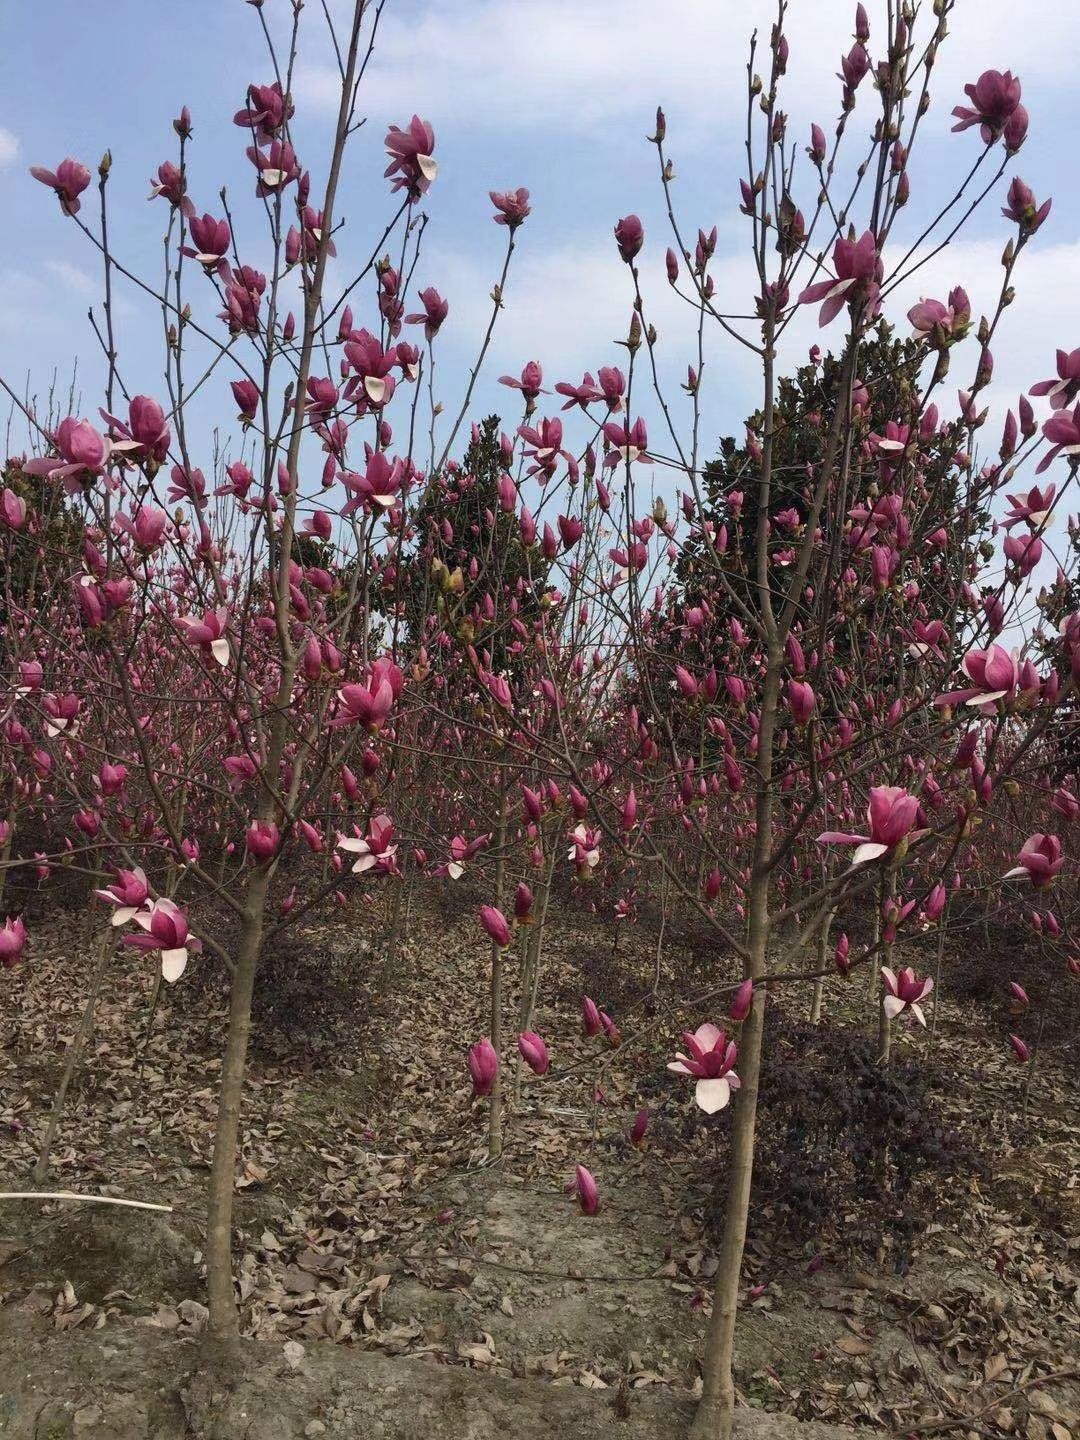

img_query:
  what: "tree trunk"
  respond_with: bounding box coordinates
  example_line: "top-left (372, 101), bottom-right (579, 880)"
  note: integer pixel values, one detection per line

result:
top-left (690, 881), bottom-right (768, 1440)
top-left (927, 904), bottom-right (948, 1050)
top-left (487, 789), bottom-right (508, 1160)
top-left (809, 907), bottom-right (833, 1025)
top-left (205, 870), bottom-right (269, 1338)
top-left (876, 868), bottom-right (896, 1066)
top-left (0, 815), bottom-right (13, 909)
top-left (690, 664), bottom-right (778, 1440)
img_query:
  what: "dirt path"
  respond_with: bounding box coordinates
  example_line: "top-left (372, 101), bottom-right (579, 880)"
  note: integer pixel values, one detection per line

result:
top-left (0, 1307), bottom-right (862, 1440)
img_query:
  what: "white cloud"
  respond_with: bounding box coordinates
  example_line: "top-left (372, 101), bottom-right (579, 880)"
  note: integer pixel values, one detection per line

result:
top-left (0, 128), bottom-right (18, 167)
top-left (299, 0), bottom-right (1080, 138)
top-left (426, 225), bottom-right (1080, 479)
top-left (43, 259), bottom-right (98, 297)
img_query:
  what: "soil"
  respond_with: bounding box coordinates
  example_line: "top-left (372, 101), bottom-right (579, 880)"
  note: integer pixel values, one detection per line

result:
top-left (0, 1306), bottom-right (862, 1439)
top-left (1, 894), bottom-right (1078, 1438)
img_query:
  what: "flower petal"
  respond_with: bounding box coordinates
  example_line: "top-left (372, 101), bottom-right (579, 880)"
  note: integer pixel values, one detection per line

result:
top-left (695, 1078), bottom-right (731, 1114)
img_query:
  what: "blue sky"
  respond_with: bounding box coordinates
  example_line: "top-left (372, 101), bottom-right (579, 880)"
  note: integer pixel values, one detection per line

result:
top-left (1, 0), bottom-right (1078, 545)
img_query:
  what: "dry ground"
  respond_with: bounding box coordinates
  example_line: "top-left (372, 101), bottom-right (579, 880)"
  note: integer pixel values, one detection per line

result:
top-left (1, 891), bottom-right (1077, 1437)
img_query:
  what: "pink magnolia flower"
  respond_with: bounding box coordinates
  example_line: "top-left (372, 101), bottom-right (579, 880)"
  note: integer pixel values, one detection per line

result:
top-left (936, 643), bottom-right (1020, 709)
top-left (490, 187), bottom-right (531, 228)
top-left (97, 763), bottom-right (128, 797)
top-left (124, 898), bottom-right (201, 983)
top-left (406, 287), bottom-right (448, 342)
top-left (22, 417), bottom-right (111, 488)
top-left (834, 933), bottom-right (851, 974)
top-left (384, 115), bottom-right (437, 197)
top-left (519, 415), bottom-right (573, 482)
top-left (336, 814), bottom-right (397, 874)
top-left (1051, 787), bottom-right (1079, 822)
top-left (499, 361), bottom-right (547, 403)
top-left (951, 70), bottom-right (1023, 142)
top-left (924, 883), bottom-right (948, 924)
top-left (907, 619), bottom-right (948, 661)
top-left (513, 884), bottom-right (534, 924)
top-left (101, 395), bottom-right (171, 464)
top-left (1003, 483), bottom-right (1055, 531)
top-left (17, 659), bottom-right (43, 692)
top-left (518, 1031), bottom-right (550, 1076)
top-left (1008, 1034), bottom-right (1031, 1063)
top-left (233, 81), bottom-right (293, 140)
top-left (1038, 403), bottom-right (1080, 473)
top-left (94, 867), bottom-right (150, 925)
top-left (1005, 833), bottom-right (1064, 888)
top-left (602, 417), bottom-right (650, 467)
top-left (1030, 348), bottom-right (1080, 411)
top-left (614, 214), bottom-right (644, 263)
top-left (479, 904), bottom-right (512, 948)
top-left (668, 1023), bottom-right (741, 1113)
top-left (1008, 982), bottom-right (1030, 1012)
top-left (581, 996), bottom-right (603, 1036)
top-left (1003, 105), bottom-right (1029, 153)
top-left (246, 821), bottom-right (280, 861)
top-left (787, 679), bottom-right (816, 726)
top-left (182, 213), bottom-right (231, 269)
top-left (231, 379), bottom-right (260, 422)
top-left (881, 966), bottom-right (933, 1025)
top-left (798, 230), bottom-right (882, 327)
top-left (574, 1164), bottom-right (600, 1214)
top-left (568, 824), bottom-right (601, 875)
top-left (629, 1108), bottom-right (650, 1146)
top-left (218, 264), bottom-right (265, 335)
top-left (334, 658), bottom-right (404, 730)
top-left (344, 452), bottom-right (404, 512)
top-left (1, 487), bottom-right (27, 530)
top-left (115, 504), bottom-right (168, 551)
top-left (42, 692), bottom-right (80, 738)
top-left (343, 329), bottom-right (400, 406)
top-left (728, 979), bottom-right (754, 1023)
top-left (908, 287), bottom-right (970, 342)
top-left (178, 609), bottom-right (230, 667)
top-left (439, 833), bottom-right (489, 882)
top-left (30, 157), bottom-right (91, 215)
top-left (1004, 530), bottom-right (1043, 577)
top-left (0, 916), bottom-right (27, 968)
top-left (246, 139), bottom-right (300, 195)
top-left (555, 372), bottom-right (605, 412)
top-left (1002, 178), bottom-right (1051, 233)
top-left (148, 161), bottom-right (190, 210)
top-left (818, 785), bottom-right (922, 865)
top-left (467, 1037), bottom-right (499, 1096)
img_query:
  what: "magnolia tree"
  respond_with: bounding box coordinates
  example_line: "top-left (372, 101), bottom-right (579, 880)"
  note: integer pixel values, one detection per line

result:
top-left (1, 1), bottom-right (1078, 1437)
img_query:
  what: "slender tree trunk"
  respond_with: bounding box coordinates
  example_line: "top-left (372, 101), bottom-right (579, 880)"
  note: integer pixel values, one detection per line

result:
top-left (866, 894), bottom-right (882, 1001)
top-left (927, 904), bottom-right (949, 1050)
top-left (205, 869), bottom-right (269, 1337)
top-left (487, 788), bottom-right (508, 1160)
top-left (877, 867), bottom-right (896, 1066)
top-left (809, 906), bottom-right (834, 1025)
top-left (690, 666), bottom-right (779, 1440)
top-left (34, 930), bottom-right (115, 1184)
top-left (0, 815), bottom-right (13, 909)
top-left (519, 843), bottom-right (555, 1036)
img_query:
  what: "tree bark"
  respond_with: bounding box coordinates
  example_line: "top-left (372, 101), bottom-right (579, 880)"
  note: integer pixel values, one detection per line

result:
top-left (809, 907), bottom-right (834, 1025)
top-left (205, 869), bottom-right (269, 1337)
top-left (690, 666), bottom-right (779, 1440)
top-left (487, 788), bottom-right (508, 1160)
